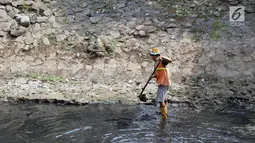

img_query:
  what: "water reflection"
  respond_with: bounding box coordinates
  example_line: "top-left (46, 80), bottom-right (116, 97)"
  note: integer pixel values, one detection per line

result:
top-left (156, 120), bottom-right (171, 143)
top-left (0, 102), bottom-right (254, 143)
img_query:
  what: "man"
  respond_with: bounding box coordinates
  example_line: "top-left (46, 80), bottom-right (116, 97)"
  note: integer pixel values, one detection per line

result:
top-left (150, 47), bottom-right (173, 120)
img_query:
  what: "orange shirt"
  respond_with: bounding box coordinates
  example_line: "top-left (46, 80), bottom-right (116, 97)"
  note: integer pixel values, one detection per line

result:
top-left (154, 59), bottom-right (170, 86)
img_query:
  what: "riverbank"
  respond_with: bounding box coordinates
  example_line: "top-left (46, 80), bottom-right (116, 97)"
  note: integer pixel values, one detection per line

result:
top-left (1, 75), bottom-right (255, 112)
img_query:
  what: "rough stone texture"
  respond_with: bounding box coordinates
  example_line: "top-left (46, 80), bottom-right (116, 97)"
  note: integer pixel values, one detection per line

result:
top-left (24, 36), bottom-right (34, 45)
top-left (0, 6), bottom-right (5, 10)
top-left (0, 0), bottom-right (12, 5)
top-left (0, 9), bottom-right (9, 22)
top-left (56, 34), bottom-right (67, 42)
top-left (10, 25), bottom-right (27, 37)
top-left (0, 31), bottom-right (6, 37)
top-left (43, 37), bottom-right (50, 45)
top-left (37, 17), bottom-right (48, 23)
top-left (0, 0), bottom-right (254, 110)
top-left (15, 14), bottom-right (30, 27)
top-left (90, 17), bottom-right (100, 24)
top-left (5, 5), bottom-right (12, 12)
top-left (32, 23), bottom-right (41, 32)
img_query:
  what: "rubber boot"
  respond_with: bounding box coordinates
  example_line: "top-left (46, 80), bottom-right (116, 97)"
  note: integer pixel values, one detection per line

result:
top-left (160, 106), bottom-right (167, 120)
top-left (164, 101), bottom-right (168, 116)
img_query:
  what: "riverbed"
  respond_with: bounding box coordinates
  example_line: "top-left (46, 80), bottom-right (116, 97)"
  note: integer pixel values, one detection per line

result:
top-left (0, 102), bottom-right (254, 143)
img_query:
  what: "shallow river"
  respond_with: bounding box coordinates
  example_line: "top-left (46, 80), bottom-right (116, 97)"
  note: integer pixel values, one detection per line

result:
top-left (0, 102), bottom-right (254, 143)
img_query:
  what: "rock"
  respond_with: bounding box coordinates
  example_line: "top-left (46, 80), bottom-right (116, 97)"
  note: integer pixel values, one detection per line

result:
top-left (56, 34), bottom-right (67, 42)
top-left (33, 23), bottom-right (41, 32)
top-left (7, 10), bottom-right (15, 18)
top-left (24, 1), bottom-right (34, 6)
top-left (42, 0), bottom-right (51, 3)
top-left (212, 54), bottom-right (225, 62)
top-left (43, 29), bottom-right (55, 35)
top-left (183, 22), bottom-right (192, 28)
top-left (43, 9), bottom-right (52, 16)
top-left (10, 25), bottom-right (27, 37)
top-left (109, 31), bottom-right (120, 39)
top-left (29, 15), bottom-right (37, 24)
top-left (246, 5), bottom-right (255, 13)
top-left (214, 11), bottom-right (220, 17)
top-left (251, 52), bottom-right (255, 60)
top-left (90, 17), bottom-right (100, 24)
top-left (147, 26), bottom-right (157, 33)
top-left (190, 4), bottom-right (196, 8)
top-left (190, 14), bottom-right (198, 18)
top-left (85, 65), bottom-right (92, 71)
top-left (15, 14), bottom-right (30, 27)
top-left (48, 16), bottom-right (55, 23)
top-left (243, 56), bottom-right (252, 62)
top-left (228, 0), bottom-right (239, 5)
top-left (23, 45), bottom-right (30, 51)
top-left (52, 23), bottom-right (60, 28)
top-left (13, 7), bottom-right (19, 13)
top-left (0, 63), bottom-right (7, 71)
top-left (143, 18), bottom-right (153, 26)
top-left (137, 30), bottom-right (147, 38)
top-left (15, 36), bottom-right (23, 43)
top-left (127, 62), bottom-right (141, 73)
top-left (17, 43), bottom-right (25, 49)
top-left (0, 9), bottom-right (9, 21)
top-left (33, 31), bottom-right (42, 39)
top-left (24, 36), bottom-right (33, 45)
top-left (136, 25), bottom-right (145, 30)
top-left (244, 0), bottom-right (252, 5)
top-left (12, 0), bottom-right (33, 8)
top-left (43, 37), bottom-right (50, 46)
top-left (0, 6), bottom-right (5, 10)
top-left (198, 56), bottom-right (210, 66)
top-left (166, 23), bottom-right (178, 28)
top-left (37, 17), bottom-right (48, 23)
top-left (5, 5), bottom-right (12, 12)
top-left (0, 31), bottom-right (6, 37)
top-left (141, 62), bottom-right (148, 68)
top-left (117, 3), bottom-right (126, 8)
top-left (0, 0), bottom-right (12, 5)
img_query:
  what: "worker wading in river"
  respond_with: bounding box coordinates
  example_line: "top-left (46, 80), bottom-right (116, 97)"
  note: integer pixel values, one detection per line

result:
top-left (150, 48), bottom-right (173, 120)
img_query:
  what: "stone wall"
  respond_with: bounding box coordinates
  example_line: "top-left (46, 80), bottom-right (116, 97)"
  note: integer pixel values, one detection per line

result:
top-left (0, 0), bottom-right (255, 107)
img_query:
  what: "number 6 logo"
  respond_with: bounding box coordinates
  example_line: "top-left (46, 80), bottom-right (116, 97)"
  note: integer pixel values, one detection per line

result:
top-left (232, 8), bottom-right (241, 20)
top-left (230, 6), bottom-right (245, 22)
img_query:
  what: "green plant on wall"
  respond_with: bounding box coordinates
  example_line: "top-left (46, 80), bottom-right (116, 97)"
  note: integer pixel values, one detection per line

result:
top-left (209, 20), bottom-right (227, 40)
top-left (20, 3), bottom-right (32, 12)
top-left (47, 34), bottom-right (57, 44)
top-left (106, 38), bottom-right (117, 53)
top-left (192, 34), bottom-right (201, 42)
top-left (210, 30), bottom-right (220, 40)
top-left (29, 74), bottom-right (65, 82)
top-left (174, 5), bottom-right (190, 17)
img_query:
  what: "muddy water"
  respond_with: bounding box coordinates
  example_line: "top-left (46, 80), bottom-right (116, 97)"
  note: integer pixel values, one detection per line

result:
top-left (0, 102), bottom-right (254, 143)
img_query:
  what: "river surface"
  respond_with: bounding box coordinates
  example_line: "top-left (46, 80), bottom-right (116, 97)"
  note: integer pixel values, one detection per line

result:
top-left (0, 102), bottom-right (254, 143)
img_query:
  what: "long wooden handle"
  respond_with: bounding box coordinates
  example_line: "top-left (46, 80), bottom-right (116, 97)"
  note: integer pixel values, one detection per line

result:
top-left (138, 61), bottom-right (160, 96)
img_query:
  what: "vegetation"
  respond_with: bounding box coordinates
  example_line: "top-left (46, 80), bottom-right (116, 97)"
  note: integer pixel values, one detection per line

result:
top-left (19, 3), bottom-right (33, 12)
top-left (0, 89), bottom-right (6, 96)
top-left (209, 20), bottom-right (227, 40)
top-left (47, 34), bottom-right (57, 44)
top-left (28, 74), bottom-right (65, 82)
top-left (106, 38), bottom-right (118, 53)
